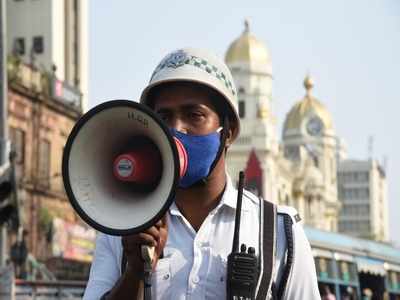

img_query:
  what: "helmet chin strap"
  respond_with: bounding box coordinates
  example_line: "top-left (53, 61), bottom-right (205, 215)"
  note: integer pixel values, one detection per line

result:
top-left (188, 116), bottom-right (229, 188)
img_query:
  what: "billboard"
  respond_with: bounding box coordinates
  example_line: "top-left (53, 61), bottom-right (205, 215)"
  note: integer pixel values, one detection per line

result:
top-left (52, 218), bottom-right (96, 262)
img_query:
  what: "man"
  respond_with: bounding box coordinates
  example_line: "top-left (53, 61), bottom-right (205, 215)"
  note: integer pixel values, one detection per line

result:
top-left (83, 48), bottom-right (320, 299)
top-left (321, 285), bottom-right (336, 300)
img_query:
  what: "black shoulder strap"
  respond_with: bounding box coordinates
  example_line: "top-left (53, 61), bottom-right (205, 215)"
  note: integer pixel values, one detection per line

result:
top-left (256, 199), bottom-right (276, 300)
top-left (277, 214), bottom-right (294, 299)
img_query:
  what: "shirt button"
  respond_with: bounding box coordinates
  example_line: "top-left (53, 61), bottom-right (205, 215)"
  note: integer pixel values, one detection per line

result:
top-left (163, 274), bottom-right (170, 280)
top-left (192, 276), bottom-right (200, 284)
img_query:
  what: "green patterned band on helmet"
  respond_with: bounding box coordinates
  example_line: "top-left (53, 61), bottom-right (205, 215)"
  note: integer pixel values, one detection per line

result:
top-left (151, 50), bottom-right (236, 96)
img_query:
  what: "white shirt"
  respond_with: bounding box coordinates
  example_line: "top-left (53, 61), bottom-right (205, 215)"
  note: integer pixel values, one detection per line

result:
top-left (83, 177), bottom-right (320, 300)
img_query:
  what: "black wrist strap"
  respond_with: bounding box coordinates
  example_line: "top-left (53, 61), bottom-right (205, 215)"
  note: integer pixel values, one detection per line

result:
top-left (121, 247), bottom-right (128, 275)
top-left (256, 199), bottom-right (277, 300)
top-left (100, 291), bottom-right (110, 300)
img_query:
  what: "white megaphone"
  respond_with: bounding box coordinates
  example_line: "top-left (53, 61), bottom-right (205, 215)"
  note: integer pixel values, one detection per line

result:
top-left (62, 100), bottom-right (187, 236)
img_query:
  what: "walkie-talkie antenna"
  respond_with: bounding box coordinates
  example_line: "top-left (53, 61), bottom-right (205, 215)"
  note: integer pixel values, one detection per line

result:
top-left (232, 171), bottom-right (244, 253)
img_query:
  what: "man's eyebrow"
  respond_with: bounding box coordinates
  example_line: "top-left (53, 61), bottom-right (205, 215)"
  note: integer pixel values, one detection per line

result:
top-left (181, 103), bottom-right (207, 110)
top-left (156, 103), bottom-right (208, 112)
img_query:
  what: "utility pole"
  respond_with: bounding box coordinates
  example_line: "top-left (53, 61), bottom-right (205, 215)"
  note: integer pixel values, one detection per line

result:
top-left (0, 0), bottom-right (10, 267)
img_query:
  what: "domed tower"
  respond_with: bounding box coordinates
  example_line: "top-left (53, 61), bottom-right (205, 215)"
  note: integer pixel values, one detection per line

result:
top-left (283, 76), bottom-right (334, 141)
top-left (225, 20), bottom-right (273, 127)
top-left (225, 21), bottom-right (278, 199)
top-left (283, 75), bottom-right (340, 231)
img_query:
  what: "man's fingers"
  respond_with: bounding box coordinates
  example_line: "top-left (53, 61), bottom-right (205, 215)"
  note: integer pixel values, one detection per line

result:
top-left (121, 219), bottom-right (168, 256)
top-left (122, 232), bottom-right (157, 251)
top-left (144, 226), bottom-right (161, 242)
top-left (155, 220), bottom-right (163, 228)
top-left (155, 215), bottom-right (168, 229)
top-left (161, 214), bottom-right (168, 230)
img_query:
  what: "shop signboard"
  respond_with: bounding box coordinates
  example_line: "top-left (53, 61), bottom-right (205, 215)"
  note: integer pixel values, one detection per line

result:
top-left (52, 218), bottom-right (96, 262)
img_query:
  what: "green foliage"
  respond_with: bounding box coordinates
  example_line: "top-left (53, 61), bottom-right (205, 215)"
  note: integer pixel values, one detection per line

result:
top-left (38, 206), bottom-right (53, 231)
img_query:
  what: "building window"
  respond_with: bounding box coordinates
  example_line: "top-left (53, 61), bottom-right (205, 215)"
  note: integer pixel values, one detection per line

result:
top-left (388, 271), bottom-right (400, 291)
top-left (13, 38), bottom-right (25, 55)
top-left (9, 127), bottom-right (25, 164)
top-left (305, 196), bottom-right (312, 220)
top-left (285, 195), bottom-right (290, 206)
top-left (285, 146), bottom-right (300, 160)
top-left (315, 257), bottom-right (334, 280)
top-left (338, 261), bottom-right (357, 282)
top-left (38, 139), bottom-right (51, 186)
top-left (33, 36), bottom-right (44, 54)
top-left (239, 100), bottom-right (245, 118)
top-left (313, 157), bottom-right (319, 168)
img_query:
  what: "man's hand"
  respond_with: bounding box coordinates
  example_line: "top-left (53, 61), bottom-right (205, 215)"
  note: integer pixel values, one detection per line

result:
top-left (121, 216), bottom-right (168, 276)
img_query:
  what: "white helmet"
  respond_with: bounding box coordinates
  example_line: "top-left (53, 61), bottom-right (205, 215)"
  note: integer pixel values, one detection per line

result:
top-left (140, 48), bottom-right (240, 141)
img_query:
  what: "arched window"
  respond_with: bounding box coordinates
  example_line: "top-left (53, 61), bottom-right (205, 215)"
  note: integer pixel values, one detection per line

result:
top-left (239, 100), bottom-right (245, 118)
top-left (305, 196), bottom-right (312, 221)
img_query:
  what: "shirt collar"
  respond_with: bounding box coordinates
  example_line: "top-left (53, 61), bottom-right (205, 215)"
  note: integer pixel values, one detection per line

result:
top-left (220, 174), bottom-right (251, 212)
top-left (169, 201), bottom-right (181, 216)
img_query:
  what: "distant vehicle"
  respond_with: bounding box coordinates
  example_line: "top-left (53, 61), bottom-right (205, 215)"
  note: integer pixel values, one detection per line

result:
top-left (306, 226), bottom-right (400, 300)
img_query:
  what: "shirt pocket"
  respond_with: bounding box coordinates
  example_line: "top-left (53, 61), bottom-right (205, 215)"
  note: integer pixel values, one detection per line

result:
top-left (205, 254), bottom-right (227, 299)
top-left (151, 257), bottom-right (171, 300)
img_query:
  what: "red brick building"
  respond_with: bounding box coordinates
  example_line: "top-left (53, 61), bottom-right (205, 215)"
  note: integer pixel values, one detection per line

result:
top-left (6, 56), bottom-right (94, 280)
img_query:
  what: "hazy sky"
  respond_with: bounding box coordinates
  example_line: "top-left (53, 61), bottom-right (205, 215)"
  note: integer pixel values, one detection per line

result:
top-left (89, 0), bottom-right (400, 245)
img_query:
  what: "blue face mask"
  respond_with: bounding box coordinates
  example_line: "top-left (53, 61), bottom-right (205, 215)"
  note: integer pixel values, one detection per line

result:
top-left (170, 128), bottom-right (221, 188)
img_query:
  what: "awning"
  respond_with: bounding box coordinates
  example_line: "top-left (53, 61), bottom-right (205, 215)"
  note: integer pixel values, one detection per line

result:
top-left (356, 257), bottom-right (386, 276)
top-left (384, 262), bottom-right (400, 272)
top-left (312, 248), bottom-right (333, 259)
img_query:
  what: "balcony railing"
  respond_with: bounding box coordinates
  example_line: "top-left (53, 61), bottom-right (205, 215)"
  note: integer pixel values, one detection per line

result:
top-left (7, 55), bottom-right (82, 110)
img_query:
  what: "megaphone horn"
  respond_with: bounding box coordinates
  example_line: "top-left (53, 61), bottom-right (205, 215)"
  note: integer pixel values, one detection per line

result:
top-left (113, 136), bottom-right (187, 184)
top-left (62, 100), bottom-right (187, 236)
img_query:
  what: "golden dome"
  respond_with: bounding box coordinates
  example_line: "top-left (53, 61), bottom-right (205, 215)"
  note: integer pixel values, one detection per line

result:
top-left (283, 75), bottom-right (334, 133)
top-left (225, 20), bottom-right (270, 67)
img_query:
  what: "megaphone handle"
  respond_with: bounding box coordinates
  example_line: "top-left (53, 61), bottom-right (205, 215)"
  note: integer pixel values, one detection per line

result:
top-left (141, 245), bottom-right (155, 300)
top-left (141, 245), bottom-right (155, 264)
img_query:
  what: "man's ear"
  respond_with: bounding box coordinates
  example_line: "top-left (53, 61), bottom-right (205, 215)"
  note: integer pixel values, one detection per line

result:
top-left (224, 126), bottom-right (235, 148)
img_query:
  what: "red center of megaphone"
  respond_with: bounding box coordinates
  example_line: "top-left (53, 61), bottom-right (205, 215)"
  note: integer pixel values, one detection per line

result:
top-left (113, 138), bottom-right (187, 185)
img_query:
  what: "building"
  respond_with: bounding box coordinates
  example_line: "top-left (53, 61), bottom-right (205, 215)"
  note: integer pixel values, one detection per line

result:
top-left (338, 159), bottom-right (389, 242)
top-left (225, 22), bottom-right (341, 232)
top-left (224, 21), bottom-right (391, 241)
top-left (223, 22), bottom-right (397, 298)
top-left (306, 226), bottom-right (400, 299)
top-left (6, 0), bottom-right (89, 112)
top-left (6, 55), bottom-right (95, 280)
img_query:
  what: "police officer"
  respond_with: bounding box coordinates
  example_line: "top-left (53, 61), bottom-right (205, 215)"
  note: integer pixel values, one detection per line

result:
top-left (83, 48), bottom-right (320, 300)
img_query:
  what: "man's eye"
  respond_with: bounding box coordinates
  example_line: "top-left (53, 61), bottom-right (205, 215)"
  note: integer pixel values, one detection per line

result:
top-left (158, 113), bottom-right (170, 122)
top-left (189, 111), bottom-right (205, 119)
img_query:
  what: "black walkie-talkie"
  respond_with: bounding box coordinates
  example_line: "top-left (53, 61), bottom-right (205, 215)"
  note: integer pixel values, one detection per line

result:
top-left (227, 171), bottom-right (259, 300)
